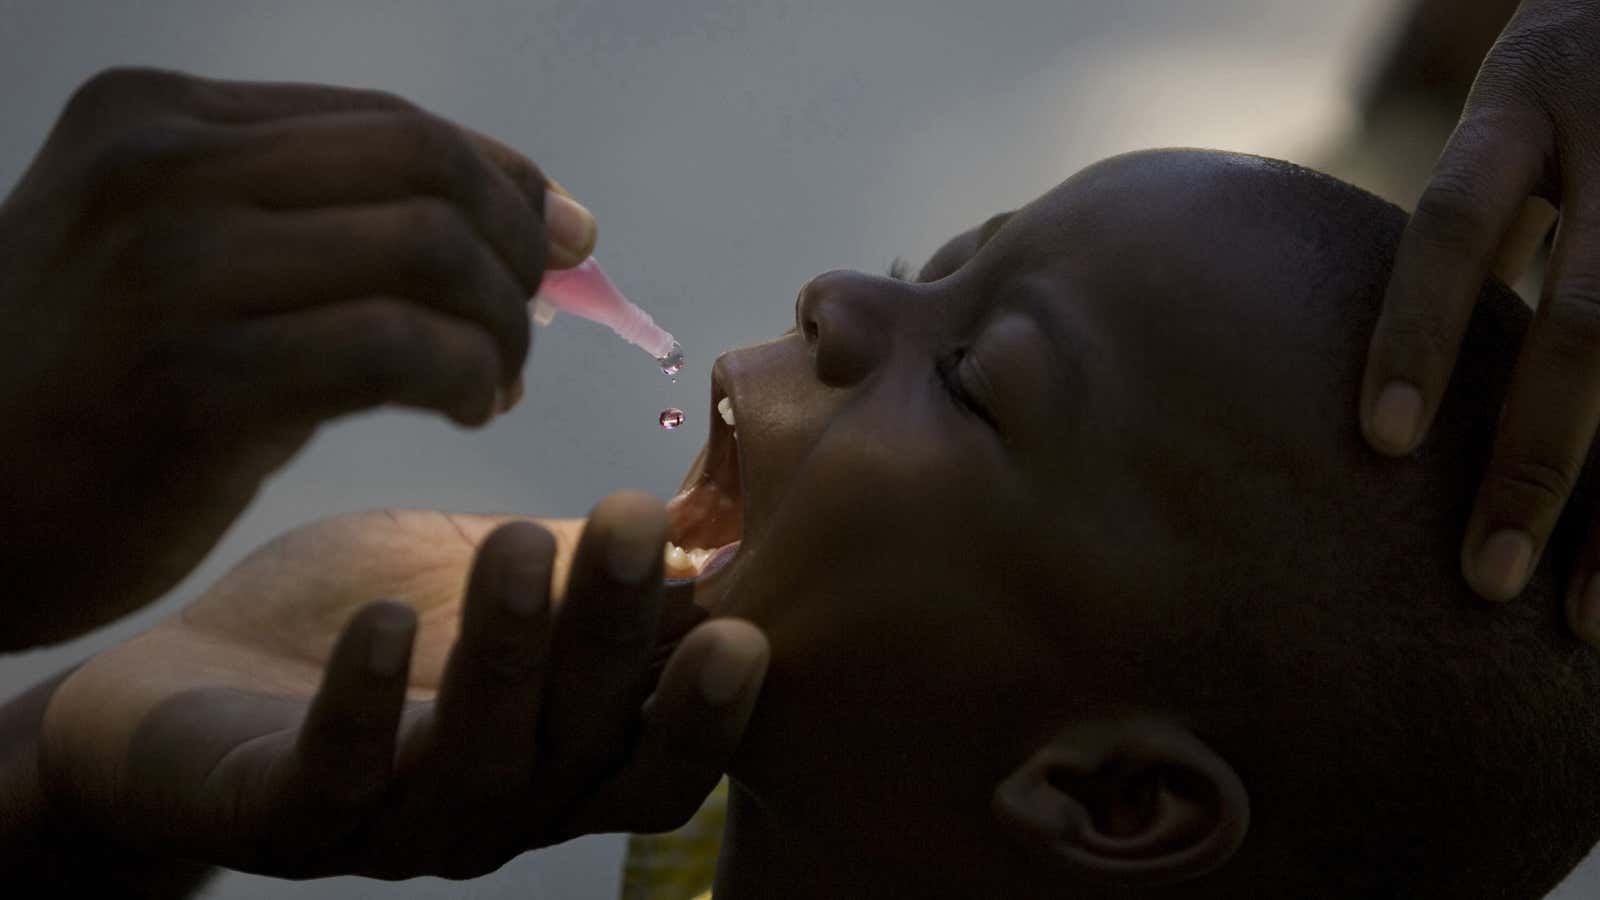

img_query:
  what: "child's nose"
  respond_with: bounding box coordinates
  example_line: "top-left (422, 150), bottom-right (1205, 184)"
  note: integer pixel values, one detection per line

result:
top-left (794, 269), bottom-right (906, 387)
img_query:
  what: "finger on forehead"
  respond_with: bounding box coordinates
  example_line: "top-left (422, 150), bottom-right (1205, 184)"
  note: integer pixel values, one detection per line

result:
top-left (1490, 197), bottom-right (1559, 286)
top-left (1567, 520), bottom-right (1600, 646)
top-left (1361, 115), bottom-right (1549, 453)
top-left (1462, 208), bottom-right (1600, 601)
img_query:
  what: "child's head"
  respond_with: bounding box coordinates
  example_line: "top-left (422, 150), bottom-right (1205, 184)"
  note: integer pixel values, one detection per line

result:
top-left (666, 149), bottom-right (1600, 898)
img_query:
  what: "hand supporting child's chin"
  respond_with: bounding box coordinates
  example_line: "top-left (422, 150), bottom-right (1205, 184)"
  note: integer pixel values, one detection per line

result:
top-left (37, 495), bottom-right (767, 880)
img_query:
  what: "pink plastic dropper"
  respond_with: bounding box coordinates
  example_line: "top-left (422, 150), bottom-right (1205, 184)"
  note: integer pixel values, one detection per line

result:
top-left (531, 257), bottom-right (681, 367)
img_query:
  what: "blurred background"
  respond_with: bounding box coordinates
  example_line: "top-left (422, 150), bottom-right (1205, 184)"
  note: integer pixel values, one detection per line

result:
top-left (0, 0), bottom-right (1584, 896)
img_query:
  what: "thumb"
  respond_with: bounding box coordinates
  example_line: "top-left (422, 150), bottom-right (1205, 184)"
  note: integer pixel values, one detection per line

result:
top-left (547, 618), bottom-right (768, 840)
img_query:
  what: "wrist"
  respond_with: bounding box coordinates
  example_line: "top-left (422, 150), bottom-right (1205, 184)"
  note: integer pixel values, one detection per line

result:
top-left (0, 667), bottom-right (214, 897)
top-left (0, 667), bottom-right (71, 871)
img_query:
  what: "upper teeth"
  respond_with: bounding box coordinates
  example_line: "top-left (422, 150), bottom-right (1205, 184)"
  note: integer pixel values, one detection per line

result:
top-left (718, 396), bottom-right (735, 427)
top-left (664, 540), bottom-right (716, 574)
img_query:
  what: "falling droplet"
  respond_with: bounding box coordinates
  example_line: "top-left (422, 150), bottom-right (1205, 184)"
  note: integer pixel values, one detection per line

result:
top-left (657, 341), bottom-right (685, 378)
top-left (659, 407), bottom-right (686, 430)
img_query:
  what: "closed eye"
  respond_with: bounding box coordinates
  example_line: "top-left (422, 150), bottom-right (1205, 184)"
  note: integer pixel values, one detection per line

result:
top-left (936, 347), bottom-right (1000, 431)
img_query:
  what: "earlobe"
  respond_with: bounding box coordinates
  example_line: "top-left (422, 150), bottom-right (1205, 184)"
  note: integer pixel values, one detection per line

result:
top-left (991, 717), bottom-right (1249, 887)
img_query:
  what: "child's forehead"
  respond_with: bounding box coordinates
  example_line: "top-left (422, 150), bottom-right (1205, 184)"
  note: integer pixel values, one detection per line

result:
top-left (919, 151), bottom-right (1347, 404)
top-left (938, 166), bottom-right (1190, 286)
top-left (920, 152), bottom-right (1220, 286)
top-left (993, 158), bottom-right (1337, 320)
top-left (1003, 150), bottom-right (1291, 245)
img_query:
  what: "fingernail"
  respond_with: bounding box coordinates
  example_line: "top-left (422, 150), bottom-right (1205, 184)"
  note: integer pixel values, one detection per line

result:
top-left (544, 190), bottom-right (596, 260)
top-left (699, 637), bottom-right (762, 705)
top-left (1475, 529), bottom-right (1533, 601)
top-left (1371, 382), bottom-right (1422, 453)
top-left (368, 615), bottom-right (414, 677)
top-left (607, 525), bottom-right (661, 585)
top-left (492, 378), bottom-right (524, 416)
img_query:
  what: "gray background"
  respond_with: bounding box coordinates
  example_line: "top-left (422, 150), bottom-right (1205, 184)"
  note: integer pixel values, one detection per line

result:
top-left (3, 1), bottom-right (1593, 897)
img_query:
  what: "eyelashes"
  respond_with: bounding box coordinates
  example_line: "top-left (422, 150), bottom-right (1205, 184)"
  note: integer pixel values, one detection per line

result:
top-left (935, 347), bottom-right (999, 430)
top-left (934, 348), bottom-right (966, 409)
top-left (891, 257), bottom-right (999, 430)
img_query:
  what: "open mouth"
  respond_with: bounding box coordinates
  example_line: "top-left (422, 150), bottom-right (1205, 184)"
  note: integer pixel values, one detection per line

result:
top-left (662, 366), bottom-right (744, 584)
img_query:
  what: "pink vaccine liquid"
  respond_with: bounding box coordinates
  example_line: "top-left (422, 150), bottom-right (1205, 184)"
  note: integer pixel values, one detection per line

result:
top-left (532, 257), bottom-right (682, 370)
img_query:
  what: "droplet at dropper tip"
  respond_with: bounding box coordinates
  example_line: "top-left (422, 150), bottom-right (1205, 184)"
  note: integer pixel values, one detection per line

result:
top-left (657, 341), bottom-right (685, 377)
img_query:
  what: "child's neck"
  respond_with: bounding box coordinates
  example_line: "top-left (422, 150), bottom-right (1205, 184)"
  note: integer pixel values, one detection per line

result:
top-left (713, 781), bottom-right (980, 898)
top-left (713, 781), bottom-right (873, 898)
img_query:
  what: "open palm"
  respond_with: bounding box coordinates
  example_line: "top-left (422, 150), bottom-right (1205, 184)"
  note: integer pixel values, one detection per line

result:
top-left (39, 496), bottom-right (765, 880)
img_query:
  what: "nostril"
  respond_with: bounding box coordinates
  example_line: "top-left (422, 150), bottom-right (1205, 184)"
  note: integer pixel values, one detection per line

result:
top-left (800, 270), bottom-right (898, 387)
top-left (795, 283), bottom-right (821, 344)
top-left (802, 315), bottom-right (819, 344)
top-left (796, 269), bottom-right (861, 345)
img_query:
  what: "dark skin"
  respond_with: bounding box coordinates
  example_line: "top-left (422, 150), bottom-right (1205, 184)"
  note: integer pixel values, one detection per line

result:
top-left (1362, 1), bottom-right (1600, 621)
top-left (19, 495), bottom-right (767, 885)
top-left (17, 151), bottom-right (1270, 896)
top-left (694, 149), bottom-right (1501, 897)
top-left (1, 67), bottom-right (775, 886)
top-left (0, 67), bottom-right (595, 649)
top-left (30, 149), bottom-right (1578, 895)
top-left (1359, 0), bottom-right (1520, 116)
top-left (31, 150), bottom-right (1250, 895)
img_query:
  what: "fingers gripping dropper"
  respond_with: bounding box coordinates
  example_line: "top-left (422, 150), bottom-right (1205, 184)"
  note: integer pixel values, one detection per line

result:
top-left (531, 257), bottom-right (683, 371)
top-left (531, 255), bottom-right (688, 430)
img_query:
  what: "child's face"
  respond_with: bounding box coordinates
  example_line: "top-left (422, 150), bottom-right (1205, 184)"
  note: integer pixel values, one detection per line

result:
top-left (665, 149), bottom-right (1331, 869)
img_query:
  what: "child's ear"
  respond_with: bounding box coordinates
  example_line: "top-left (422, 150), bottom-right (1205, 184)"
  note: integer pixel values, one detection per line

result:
top-left (991, 717), bottom-right (1249, 887)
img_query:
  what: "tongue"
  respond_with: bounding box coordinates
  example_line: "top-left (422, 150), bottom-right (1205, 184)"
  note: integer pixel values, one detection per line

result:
top-left (699, 541), bottom-right (740, 579)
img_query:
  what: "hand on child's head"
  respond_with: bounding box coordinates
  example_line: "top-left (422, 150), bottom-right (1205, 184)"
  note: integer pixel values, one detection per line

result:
top-left (696, 149), bottom-right (1600, 898)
